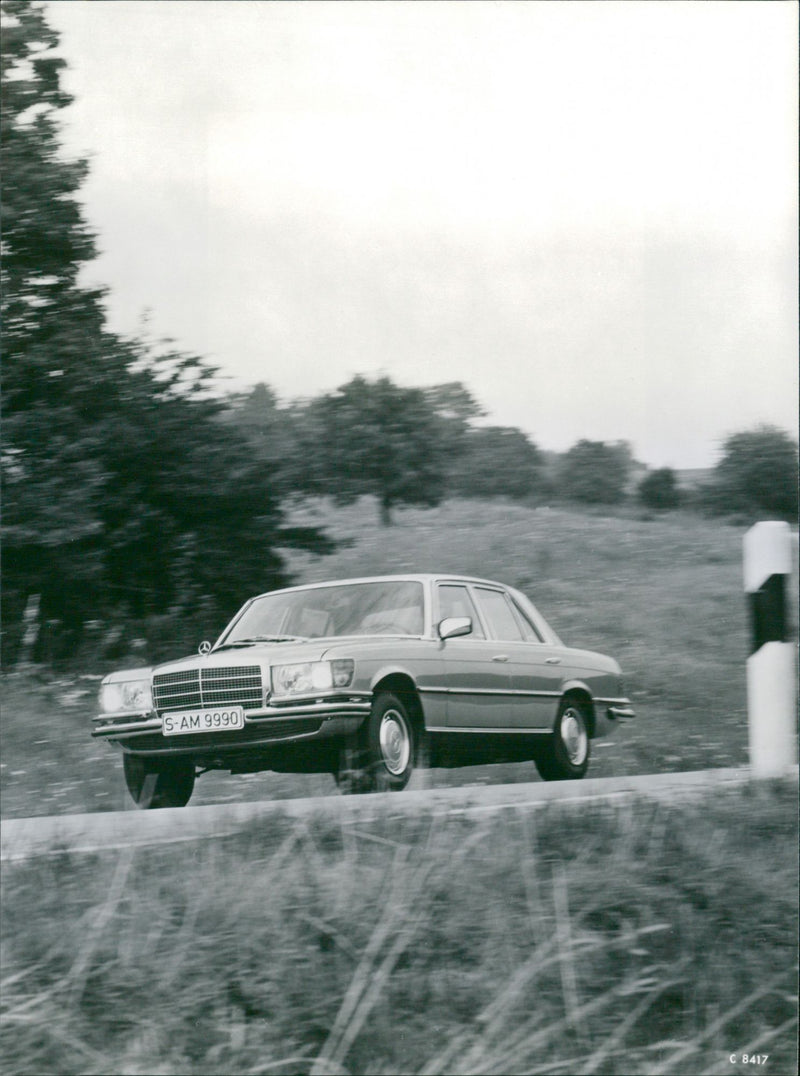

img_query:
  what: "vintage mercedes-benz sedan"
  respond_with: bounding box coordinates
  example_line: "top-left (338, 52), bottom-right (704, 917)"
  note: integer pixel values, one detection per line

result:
top-left (93, 575), bottom-right (634, 807)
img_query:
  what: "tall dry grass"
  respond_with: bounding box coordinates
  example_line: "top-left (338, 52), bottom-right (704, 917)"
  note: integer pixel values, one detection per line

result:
top-left (2, 780), bottom-right (797, 1075)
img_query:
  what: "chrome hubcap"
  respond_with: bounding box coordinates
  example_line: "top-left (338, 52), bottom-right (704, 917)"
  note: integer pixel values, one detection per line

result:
top-left (379, 709), bottom-right (411, 775)
top-left (561, 708), bottom-right (588, 765)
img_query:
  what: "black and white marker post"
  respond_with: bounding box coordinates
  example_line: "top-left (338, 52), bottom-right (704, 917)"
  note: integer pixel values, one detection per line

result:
top-left (743, 521), bottom-right (797, 777)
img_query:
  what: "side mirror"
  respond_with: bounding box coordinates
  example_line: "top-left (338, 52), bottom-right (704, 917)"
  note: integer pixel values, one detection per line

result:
top-left (198, 640), bottom-right (212, 655)
top-left (438, 616), bottom-right (472, 640)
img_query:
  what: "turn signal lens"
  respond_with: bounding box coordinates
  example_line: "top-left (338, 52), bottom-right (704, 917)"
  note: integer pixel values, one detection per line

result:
top-left (331, 659), bottom-right (355, 687)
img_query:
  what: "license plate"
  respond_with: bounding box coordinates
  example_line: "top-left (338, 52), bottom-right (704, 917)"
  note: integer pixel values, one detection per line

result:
top-left (162, 707), bottom-right (245, 736)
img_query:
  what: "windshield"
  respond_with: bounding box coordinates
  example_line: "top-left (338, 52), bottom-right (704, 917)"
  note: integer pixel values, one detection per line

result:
top-left (220, 580), bottom-right (425, 645)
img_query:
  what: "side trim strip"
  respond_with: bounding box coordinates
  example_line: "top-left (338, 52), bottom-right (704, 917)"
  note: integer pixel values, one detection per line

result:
top-left (426, 726), bottom-right (552, 735)
top-left (419, 687), bottom-right (562, 698)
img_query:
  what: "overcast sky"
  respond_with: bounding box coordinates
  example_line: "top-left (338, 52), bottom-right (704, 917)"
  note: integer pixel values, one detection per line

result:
top-left (47, 0), bottom-right (797, 468)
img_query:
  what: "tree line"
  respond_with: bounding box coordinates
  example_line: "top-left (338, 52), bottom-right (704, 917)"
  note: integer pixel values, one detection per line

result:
top-left (229, 380), bottom-right (797, 522)
top-left (2, 1), bottom-right (796, 668)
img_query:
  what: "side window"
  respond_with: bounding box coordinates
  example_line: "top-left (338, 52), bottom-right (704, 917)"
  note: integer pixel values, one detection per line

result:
top-left (510, 597), bottom-right (544, 642)
top-left (473, 588), bottom-right (524, 641)
top-left (437, 585), bottom-right (485, 639)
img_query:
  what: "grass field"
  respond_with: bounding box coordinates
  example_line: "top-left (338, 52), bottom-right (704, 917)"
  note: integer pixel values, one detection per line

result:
top-left (4, 497), bottom-right (794, 818)
top-left (1, 781), bottom-right (797, 1076)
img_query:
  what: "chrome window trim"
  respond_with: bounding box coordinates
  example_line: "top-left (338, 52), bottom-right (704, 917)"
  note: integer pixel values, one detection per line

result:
top-left (215, 579), bottom-right (427, 649)
top-left (507, 585), bottom-right (562, 646)
top-left (507, 594), bottom-right (545, 643)
top-left (471, 585), bottom-right (527, 643)
top-left (433, 580), bottom-right (488, 638)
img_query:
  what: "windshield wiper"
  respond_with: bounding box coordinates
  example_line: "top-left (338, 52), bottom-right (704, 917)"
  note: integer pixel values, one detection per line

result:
top-left (215, 635), bottom-right (307, 650)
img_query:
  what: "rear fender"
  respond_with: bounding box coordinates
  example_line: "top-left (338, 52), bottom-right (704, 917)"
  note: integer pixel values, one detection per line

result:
top-left (559, 680), bottom-right (596, 737)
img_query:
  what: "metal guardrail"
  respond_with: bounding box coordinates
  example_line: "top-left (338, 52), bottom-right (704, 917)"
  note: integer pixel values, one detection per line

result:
top-left (2, 766), bottom-right (797, 861)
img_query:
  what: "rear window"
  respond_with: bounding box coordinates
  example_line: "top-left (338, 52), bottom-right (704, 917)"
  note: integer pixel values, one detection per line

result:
top-left (510, 597), bottom-right (544, 642)
top-left (473, 588), bottom-right (524, 641)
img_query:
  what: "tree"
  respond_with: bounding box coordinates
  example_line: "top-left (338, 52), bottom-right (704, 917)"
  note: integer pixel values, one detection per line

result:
top-left (1, 2), bottom-right (331, 664)
top-left (558, 440), bottom-right (631, 505)
top-left (446, 426), bottom-right (546, 500)
top-left (295, 375), bottom-right (457, 524)
top-left (704, 425), bottom-right (798, 520)
top-left (638, 467), bottom-right (681, 510)
top-left (422, 381), bottom-right (485, 453)
top-left (228, 382), bottom-right (320, 498)
top-left (2, 0), bottom-right (116, 656)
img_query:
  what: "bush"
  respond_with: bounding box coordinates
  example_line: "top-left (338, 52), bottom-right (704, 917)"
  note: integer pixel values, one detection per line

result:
top-left (446, 426), bottom-right (546, 500)
top-left (702, 425), bottom-right (798, 520)
top-left (558, 440), bottom-right (631, 504)
top-left (639, 468), bottom-right (681, 510)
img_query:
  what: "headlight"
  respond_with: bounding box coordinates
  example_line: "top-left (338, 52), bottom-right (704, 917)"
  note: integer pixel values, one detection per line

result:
top-left (271, 659), bottom-right (354, 696)
top-left (99, 678), bottom-right (153, 713)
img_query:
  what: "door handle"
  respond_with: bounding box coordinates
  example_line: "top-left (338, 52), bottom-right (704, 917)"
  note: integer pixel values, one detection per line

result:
top-left (491, 654), bottom-right (509, 662)
top-left (545, 657), bottom-right (562, 665)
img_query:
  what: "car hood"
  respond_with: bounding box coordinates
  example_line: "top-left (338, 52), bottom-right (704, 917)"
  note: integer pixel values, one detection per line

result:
top-left (100, 637), bottom-right (399, 685)
top-left (153, 640), bottom-right (335, 676)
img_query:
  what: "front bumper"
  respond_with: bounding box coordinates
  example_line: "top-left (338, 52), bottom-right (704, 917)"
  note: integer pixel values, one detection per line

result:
top-left (593, 699), bottom-right (636, 737)
top-left (92, 691), bottom-right (373, 749)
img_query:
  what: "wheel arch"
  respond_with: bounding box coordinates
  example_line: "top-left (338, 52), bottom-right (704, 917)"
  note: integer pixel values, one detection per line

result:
top-left (559, 683), bottom-right (596, 738)
top-left (370, 669), bottom-right (426, 734)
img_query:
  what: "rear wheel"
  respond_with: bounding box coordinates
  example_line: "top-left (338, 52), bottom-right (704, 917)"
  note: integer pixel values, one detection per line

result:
top-left (534, 698), bottom-right (591, 781)
top-left (123, 754), bottom-right (196, 808)
top-left (336, 692), bottom-right (417, 793)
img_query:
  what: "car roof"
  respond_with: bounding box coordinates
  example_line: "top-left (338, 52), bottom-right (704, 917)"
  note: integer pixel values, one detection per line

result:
top-left (249, 574), bottom-right (508, 601)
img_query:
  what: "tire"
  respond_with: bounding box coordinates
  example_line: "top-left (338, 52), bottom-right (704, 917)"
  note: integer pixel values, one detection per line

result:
top-left (332, 742), bottom-right (373, 795)
top-left (123, 753), bottom-right (195, 808)
top-left (534, 697), bottom-right (591, 781)
top-left (336, 692), bottom-right (417, 793)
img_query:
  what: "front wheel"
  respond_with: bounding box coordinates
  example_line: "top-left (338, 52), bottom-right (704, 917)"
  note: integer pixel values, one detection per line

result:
top-left (534, 698), bottom-right (591, 781)
top-left (123, 754), bottom-right (195, 808)
top-left (336, 692), bottom-right (417, 793)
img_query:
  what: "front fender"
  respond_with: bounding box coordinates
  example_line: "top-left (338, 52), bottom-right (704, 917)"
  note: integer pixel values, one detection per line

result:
top-left (366, 662), bottom-right (447, 729)
top-left (368, 662), bottom-right (420, 693)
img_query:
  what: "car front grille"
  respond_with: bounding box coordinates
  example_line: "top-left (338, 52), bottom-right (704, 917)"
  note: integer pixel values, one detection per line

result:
top-left (152, 666), bottom-right (263, 713)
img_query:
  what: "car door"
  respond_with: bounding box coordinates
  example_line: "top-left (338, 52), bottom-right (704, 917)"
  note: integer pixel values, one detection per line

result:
top-left (470, 586), bottom-right (563, 729)
top-left (435, 582), bottom-right (515, 729)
